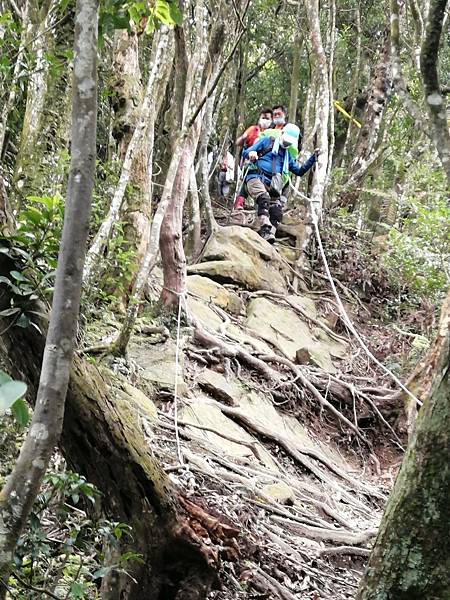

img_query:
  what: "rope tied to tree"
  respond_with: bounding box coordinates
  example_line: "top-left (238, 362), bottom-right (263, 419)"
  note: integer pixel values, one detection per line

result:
top-left (162, 286), bottom-right (188, 466)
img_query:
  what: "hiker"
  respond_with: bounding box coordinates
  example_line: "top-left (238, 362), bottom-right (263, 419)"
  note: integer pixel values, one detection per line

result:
top-left (272, 104), bottom-right (287, 129)
top-left (242, 123), bottom-right (317, 243)
top-left (217, 149), bottom-right (235, 199)
top-left (234, 108), bottom-right (273, 209)
top-left (236, 107), bottom-right (273, 150)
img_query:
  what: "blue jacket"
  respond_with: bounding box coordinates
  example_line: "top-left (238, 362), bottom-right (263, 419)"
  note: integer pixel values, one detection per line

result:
top-left (242, 136), bottom-right (316, 186)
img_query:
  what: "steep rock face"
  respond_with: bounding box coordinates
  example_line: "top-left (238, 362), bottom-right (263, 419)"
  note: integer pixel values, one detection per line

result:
top-left (187, 226), bottom-right (289, 293)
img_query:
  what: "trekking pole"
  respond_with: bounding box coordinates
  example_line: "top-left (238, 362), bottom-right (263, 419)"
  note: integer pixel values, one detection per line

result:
top-left (227, 163), bottom-right (250, 223)
top-left (232, 163), bottom-right (250, 207)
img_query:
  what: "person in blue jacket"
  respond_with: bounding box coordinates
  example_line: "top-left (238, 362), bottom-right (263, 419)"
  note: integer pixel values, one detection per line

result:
top-left (242, 123), bottom-right (317, 243)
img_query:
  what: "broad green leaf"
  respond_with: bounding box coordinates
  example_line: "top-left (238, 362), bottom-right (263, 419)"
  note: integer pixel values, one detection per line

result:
top-left (11, 399), bottom-right (29, 426)
top-left (154, 0), bottom-right (172, 23)
top-left (0, 380), bottom-right (27, 414)
top-left (23, 207), bottom-right (43, 225)
top-left (10, 270), bottom-right (29, 282)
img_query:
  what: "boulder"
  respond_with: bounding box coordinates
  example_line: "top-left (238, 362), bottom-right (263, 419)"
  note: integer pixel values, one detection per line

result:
top-left (187, 226), bottom-right (288, 293)
top-left (187, 274), bottom-right (243, 315)
top-left (128, 338), bottom-right (189, 395)
top-left (245, 297), bottom-right (346, 373)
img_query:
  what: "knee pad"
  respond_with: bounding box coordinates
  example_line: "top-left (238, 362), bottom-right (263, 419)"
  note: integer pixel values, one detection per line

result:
top-left (256, 194), bottom-right (270, 216)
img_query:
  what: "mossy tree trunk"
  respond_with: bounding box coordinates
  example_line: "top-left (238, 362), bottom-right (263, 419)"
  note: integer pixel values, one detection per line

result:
top-left (0, 250), bottom-right (235, 598)
top-left (0, 0), bottom-right (98, 591)
top-left (420, 0), bottom-right (450, 187)
top-left (358, 290), bottom-right (450, 600)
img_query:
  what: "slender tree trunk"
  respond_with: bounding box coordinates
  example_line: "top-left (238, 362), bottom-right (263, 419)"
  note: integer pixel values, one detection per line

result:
top-left (339, 34), bottom-right (391, 209)
top-left (305, 0), bottom-right (330, 217)
top-left (13, 0), bottom-right (57, 196)
top-left (326, 0), bottom-right (336, 182)
top-left (289, 2), bottom-right (303, 122)
top-left (358, 290), bottom-right (450, 600)
top-left (198, 94), bottom-right (219, 234)
top-left (83, 28), bottom-right (171, 287)
top-left (350, 34), bottom-right (391, 175)
top-left (185, 165), bottom-right (202, 262)
top-left (0, 0), bottom-right (98, 589)
top-left (110, 30), bottom-right (142, 160)
top-left (160, 123), bottom-right (202, 309)
top-left (390, 0), bottom-right (430, 138)
top-left (340, 4), bottom-right (362, 167)
top-left (420, 0), bottom-right (450, 187)
top-left (112, 137), bottom-right (186, 354)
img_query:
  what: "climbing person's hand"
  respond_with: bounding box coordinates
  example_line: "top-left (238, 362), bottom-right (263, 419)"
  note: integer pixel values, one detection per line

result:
top-left (249, 151), bottom-right (258, 162)
top-left (314, 147), bottom-right (321, 158)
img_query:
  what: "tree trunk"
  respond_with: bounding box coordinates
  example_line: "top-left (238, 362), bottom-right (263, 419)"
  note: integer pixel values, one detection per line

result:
top-left (350, 34), bottom-right (391, 175)
top-left (304, 0), bottom-right (330, 218)
top-left (326, 0), bottom-right (336, 180)
top-left (340, 5), bottom-right (362, 167)
top-left (288, 20), bottom-right (303, 123)
top-left (0, 0), bottom-right (30, 161)
top-left (357, 289), bottom-right (450, 599)
top-left (390, 0), bottom-right (430, 138)
top-left (0, 267), bottom-right (232, 598)
top-left (339, 34), bottom-right (391, 209)
top-left (0, 0), bottom-right (98, 589)
top-left (185, 165), bottom-right (202, 262)
top-left (111, 30), bottom-right (142, 160)
top-left (420, 0), bottom-right (450, 187)
top-left (83, 28), bottom-right (172, 287)
top-left (160, 124), bottom-right (201, 309)
top-left (13, 0), bottom-right (57, 199)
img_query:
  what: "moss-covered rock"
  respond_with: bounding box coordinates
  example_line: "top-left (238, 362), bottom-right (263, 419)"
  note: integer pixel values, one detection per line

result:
top-left (187, 226), bottom-right (289, 293)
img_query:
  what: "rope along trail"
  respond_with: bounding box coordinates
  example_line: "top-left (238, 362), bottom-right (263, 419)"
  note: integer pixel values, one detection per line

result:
top-left (289, 182), bottom-right (422, 407)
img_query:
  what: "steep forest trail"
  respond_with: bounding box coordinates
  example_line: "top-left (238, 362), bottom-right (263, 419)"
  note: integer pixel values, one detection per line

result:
top-left (79, 209), bottom-right (404, 599)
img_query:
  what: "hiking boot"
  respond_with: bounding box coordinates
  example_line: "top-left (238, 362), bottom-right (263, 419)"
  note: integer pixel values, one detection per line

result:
top-left (233, 195), bottom-right (245, 210)
top-left (258, 224), bottom-right (276, 244)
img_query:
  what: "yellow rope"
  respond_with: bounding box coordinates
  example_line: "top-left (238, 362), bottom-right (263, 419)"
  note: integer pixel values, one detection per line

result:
top-left (333, 100), bottom-right (361, 128)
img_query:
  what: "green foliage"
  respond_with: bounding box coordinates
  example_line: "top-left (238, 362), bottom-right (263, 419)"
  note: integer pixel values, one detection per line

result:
top-left (0, 194), bottom-right (64, 332)
top-left (0, 369), bottom-right (28, 426)
top-left (385, 197), bottom-right (450, 299)
top-left (15, 194), bottom-right (64, 269)
top-left (99, 0), bottom-right (182, 39)
top-left (10, 468), bottom-right (139, 599)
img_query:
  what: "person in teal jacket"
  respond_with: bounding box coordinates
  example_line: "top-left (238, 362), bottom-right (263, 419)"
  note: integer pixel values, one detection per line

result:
top-left (242, 123), bottom-right (317, 243)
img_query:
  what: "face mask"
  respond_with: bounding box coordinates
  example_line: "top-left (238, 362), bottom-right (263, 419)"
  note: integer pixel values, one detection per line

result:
top-left (259, 118), bottom-right (271, 129)
top-left (273, 117), bottom-right (285, 126)
top-left (281, 137), bottom-right (291, 148)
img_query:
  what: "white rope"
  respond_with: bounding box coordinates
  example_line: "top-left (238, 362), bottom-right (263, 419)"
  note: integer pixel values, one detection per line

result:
top-left (163, 286), bottom-right (187, 465)
top-left (289, 182), bottom-right (422, 407)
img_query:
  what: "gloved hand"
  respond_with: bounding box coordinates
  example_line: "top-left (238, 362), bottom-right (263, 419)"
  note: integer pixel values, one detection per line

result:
top-left (248, 151), bottom-right (258, 162)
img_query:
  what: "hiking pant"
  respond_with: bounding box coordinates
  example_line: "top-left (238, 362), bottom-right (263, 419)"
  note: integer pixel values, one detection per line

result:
top-left (246, 177), bottom-right (283, 228)
top-left (217, 170), bottom-right (230, 198)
